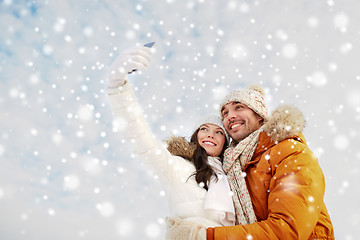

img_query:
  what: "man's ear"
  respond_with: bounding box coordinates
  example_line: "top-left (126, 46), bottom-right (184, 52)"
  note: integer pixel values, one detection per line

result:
top-left (257, 115), bottom-right (264, 124)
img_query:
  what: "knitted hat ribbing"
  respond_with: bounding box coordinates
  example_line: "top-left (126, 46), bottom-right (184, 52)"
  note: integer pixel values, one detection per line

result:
top-left (193, 115), bottom-right (229, 142)
top-left (219, 85), bottom-right (268, 120)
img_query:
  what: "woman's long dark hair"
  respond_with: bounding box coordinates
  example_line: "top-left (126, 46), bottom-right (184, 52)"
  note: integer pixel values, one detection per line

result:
top-left (189, 128), bottom-right (228, 190)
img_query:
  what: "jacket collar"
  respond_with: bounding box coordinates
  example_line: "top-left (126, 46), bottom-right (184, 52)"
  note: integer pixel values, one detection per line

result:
top-left (252, 104), bottom-right (306, 161)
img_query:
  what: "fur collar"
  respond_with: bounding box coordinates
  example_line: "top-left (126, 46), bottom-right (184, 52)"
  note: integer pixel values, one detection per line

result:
top-left (262, 104), bottom-right (306, 143)
top-left (165, 136), bottom-right (196, 160)
top-left (166, 104), bottom-right (305, 157)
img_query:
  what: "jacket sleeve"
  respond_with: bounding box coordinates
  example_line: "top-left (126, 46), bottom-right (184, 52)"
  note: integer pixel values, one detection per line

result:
top-left (107, 81), bottom-right (174, 184)
top-left (207, 140), bottom-right (326, 240)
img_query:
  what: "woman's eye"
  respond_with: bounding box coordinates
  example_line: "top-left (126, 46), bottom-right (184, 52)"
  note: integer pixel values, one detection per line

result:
top-left (217, 131), bottom-right (224, 135)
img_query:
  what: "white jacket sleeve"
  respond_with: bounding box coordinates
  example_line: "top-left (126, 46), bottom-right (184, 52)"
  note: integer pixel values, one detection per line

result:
top-left (107, 81), bottom-right (174, 184)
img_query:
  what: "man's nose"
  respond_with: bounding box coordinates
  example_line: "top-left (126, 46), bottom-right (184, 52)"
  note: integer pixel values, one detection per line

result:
top-left (227, 109), bottom-right (236, 121)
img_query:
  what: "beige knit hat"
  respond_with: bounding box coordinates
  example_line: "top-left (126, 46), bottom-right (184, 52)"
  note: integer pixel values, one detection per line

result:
top-left (219, 84), bottom-right (268, 120)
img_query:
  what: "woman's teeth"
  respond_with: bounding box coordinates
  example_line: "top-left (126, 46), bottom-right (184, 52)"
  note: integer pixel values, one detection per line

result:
top-left (203, 141), bottom-right (215, 146)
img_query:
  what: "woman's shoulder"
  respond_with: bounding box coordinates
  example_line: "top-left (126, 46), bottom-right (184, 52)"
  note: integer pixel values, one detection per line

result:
top-left (170, 155), bottom-right (196, 170)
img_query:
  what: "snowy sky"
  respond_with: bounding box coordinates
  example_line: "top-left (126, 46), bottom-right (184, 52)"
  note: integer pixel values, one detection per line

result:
top-left (1, 0), bottom-right (359, 239)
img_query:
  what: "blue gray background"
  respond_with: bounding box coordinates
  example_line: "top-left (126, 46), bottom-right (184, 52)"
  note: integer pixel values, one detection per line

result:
top-left (1, 0), bottom-right (359, 239)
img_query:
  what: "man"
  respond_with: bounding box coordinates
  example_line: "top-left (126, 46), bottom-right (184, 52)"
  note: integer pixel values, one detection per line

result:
top-left (205, 85), bottom-right (334, 239)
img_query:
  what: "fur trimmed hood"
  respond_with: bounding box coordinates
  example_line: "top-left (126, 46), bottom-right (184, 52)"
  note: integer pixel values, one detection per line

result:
top-left (165, 136), bottom-right (196, 160)
top-left (263, 104), bottom-right (306, 143)
top-left (166, 104), bottom-right (305, 157)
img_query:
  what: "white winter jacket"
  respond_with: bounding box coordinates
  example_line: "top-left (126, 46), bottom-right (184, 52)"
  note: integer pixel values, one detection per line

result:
top-left (107, 81), bottom-right (232, 227)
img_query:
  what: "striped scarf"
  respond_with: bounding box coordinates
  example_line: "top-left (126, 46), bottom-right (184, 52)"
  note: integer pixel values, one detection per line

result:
top-left (223, 127), bottom-right (263, 225)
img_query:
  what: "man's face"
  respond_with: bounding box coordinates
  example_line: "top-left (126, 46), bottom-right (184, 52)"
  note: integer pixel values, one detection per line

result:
top-left (221, 102), bottom-right (263, 142)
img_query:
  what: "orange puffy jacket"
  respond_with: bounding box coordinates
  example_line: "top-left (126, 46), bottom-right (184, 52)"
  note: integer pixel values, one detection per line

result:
top-left (207, 105), bottom-right (334, 240)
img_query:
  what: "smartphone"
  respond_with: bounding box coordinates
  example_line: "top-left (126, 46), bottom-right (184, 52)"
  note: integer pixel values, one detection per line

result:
top-left (144, 42), bottom-right (155, 48)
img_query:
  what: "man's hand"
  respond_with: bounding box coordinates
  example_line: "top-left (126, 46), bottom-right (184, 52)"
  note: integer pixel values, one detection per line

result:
top-left (166, 217), bottom-right (206, 240)
top-left (107, 46), bottom-right (152, 89)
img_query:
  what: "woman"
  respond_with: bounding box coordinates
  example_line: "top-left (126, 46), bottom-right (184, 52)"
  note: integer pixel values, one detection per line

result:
top-left (106, 46), bottom-right (235, 239)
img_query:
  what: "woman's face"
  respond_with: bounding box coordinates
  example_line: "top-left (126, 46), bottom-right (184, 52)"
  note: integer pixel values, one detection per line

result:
top-left (197, 124), bottom-right (226, 157)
